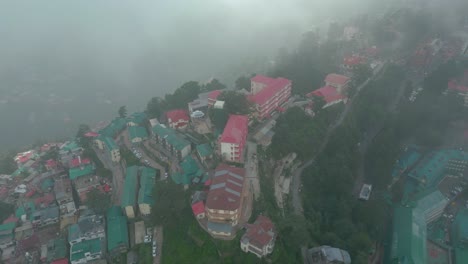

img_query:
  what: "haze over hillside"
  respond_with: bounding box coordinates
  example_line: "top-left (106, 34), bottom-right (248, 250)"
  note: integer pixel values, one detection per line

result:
top-left (0, 0), bottom-right (387, 149)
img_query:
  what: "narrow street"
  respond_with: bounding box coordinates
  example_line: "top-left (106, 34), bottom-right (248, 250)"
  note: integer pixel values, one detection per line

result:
top-left (153, 226), bottom-right (163, 264)
top-left (244, 141), bottom-right (260, 200)
top-left (94, 144), bottom-right (125, 205)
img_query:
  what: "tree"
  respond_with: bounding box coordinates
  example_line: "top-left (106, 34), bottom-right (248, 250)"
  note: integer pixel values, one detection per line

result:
top-left (165, 81), bottom-right (201, 109)
top-left (146, 97), bottom-right (167, 119)
top-left (218, 91), bottom-right (250, 115)
top-left (151, 181), bottom-right (186, 227)
top-left (278, 215), bottom-right (312, 250)
top-left (209, 108), bottom-right (229, 131)
top-left (118, 106), bottom-right (127, 118)
top-left (311, 95), bottom-right (326, 112)
top-left (0, 202), bottom-right (13, 223)
top-left (76, 124), bottom-right (91, 148)
top-left (202, 78), bottom-right (226, 92)
top-left (85, 189), bottom-right (111, 215)
top-left (235, 76), bottom-right (251, 90)
top-left (352, 64), bottom-right (372, 85)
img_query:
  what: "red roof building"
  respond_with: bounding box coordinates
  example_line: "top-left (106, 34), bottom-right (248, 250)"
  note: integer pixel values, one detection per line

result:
top-left (34, 193), bottom-right (55, 208)
top-left (2, 215), bottom-right (19, 224)
top-left (84, 131), bottom-right (99, 137)
top-left (208, 90), bottom-right (222, 106)
top-left (206, 164), bottom-right (245, 227)
top-left (241, 215), bottom-right (276, 258)
top-left (51, 259), bottom-right (69, 264)
top-left (166, 109), bottom-right (190, 129)
top-left (343, 55), bottom-right (366, 69)
top-left (70, 157), bottom-right (91, 168)
top-left (218, 115), bottom-right (248, 163)
top-left (307, 86), bottom-right (347, 108)
top-left (45, 159), bottom-right (58, 171)
top-left (324, 73), bottom-right (350, 93)
top-left (191, 201), bottom-right (206, 219)
top-left (249, 75), bottom-right (292, 120)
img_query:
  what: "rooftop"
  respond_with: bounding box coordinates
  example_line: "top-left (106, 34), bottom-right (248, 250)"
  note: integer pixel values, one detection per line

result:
top-left (47, 238), bottom-right (67, 262)
top-left (307, 246), bottom-right (351, 264)
top-left (196, 143), bottom-right (213, 157)
top-left (99, 117), bottom-right (127, 138)
top-left (70, 238), bottom-right (102, 261)
top-left (128, 126), bottom-right (148, 140)
top-left (207, 221), bottom-right (232, 234)
top-left (242, 215), bottom-right (275, 249)
top-left (219, 115), bottom-right (248, 144)
top-left (171, 156), bottom-right (202, 185)
top-left (191, 201), bottom-right (205, 216)
top-left (307, 86), bottom-right (346, 104)
top-left (249, 75), bottom-right (291, 106)
top-left (138, 167), bottom-right (156, 205)
top-left (206, 164), bottom-right (245, 211)
top-left (208, 90), bottom-right (222, 101)
top-left (127, 112), bottom-right (147, 125)
top-left (69, 164), bottom-right (95, 180)
top-left (166, 109), bottom-right (189, 124)
top-left (103, 137), bottom-right (118, 150)
top-left (121, 166), bottom-right (138, 207)
top-left (106, 206), bottom-right (129, 252)
top-left (325, 73), bottom-right (350, 86)
top-left (70, 157), bottom-right (91, 168)
top-left (54, 178), bottom-right (73, 200)
top-left (343, 55), bottom-right (366, 66)
top-left (68, 213), bottom-right (104, 242)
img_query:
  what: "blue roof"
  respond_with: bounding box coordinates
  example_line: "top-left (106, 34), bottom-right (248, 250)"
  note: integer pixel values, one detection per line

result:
top-left (207, 221), bottom-right (232, 234)
top-left (392, 148), bottom-right (422, 178)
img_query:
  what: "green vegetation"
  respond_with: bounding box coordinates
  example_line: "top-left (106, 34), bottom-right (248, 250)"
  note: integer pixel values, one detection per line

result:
top-left (118, 106), bottom-right (127, 118)
top-left (0, 152), bottom-right (17, 175)
top-left (119, 147), bottom-right (141, 167)
top-left (218, 91), bottom-right (251, 115)
top-left (235, 75), bottom-right (252, 90)
top-left (0, 202), bottom-right (14, 223)
top-left (209, 108), bottom-right (229, 131)
top-left (85, 189), bottom-right (111, 215)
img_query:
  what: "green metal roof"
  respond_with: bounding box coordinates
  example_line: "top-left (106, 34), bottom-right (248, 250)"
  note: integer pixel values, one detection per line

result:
top-left (70, 238), bottom-right (102, 261)
top-left (455, 248), bottom-right (468, 264)
top-left (128, 126), bottom-right (148, 140)
top-left (452, 209), bottom-right (468, 247)
top-left (171, 156), bottom-right (202, 185)
top-left (41, 178), bottom-right (55, 191)
top-left (152, 124), bottom-right (173, 137)
top-left (15, 201), bottom-right (35, 220)
top-left (390, 206), bottom-right (427, 264)
top-left (127, 112), bottom-right (147, 125)
top-left (121, 166), bottom-right (138, 207)
top-left (106, 206), bottom-right (129, 252)
top-left (196, 143), bottom-right (213, 157)
top-left (47, 238), bottom-right (67, 262)
top-left (69, 164), bottom-right (95, 180)
top-left (99, 118), bottom-right (127, 138)
top-left (152, 124), bottom-right (189, 150)
top-left (0, 222), bottom-right (15, 232)
top-left (103, 137), bottom-right (118, 150)
top-left (138, 167), bottom-right (156, 205)
top-left (61, 141), bottom-right (81, 152)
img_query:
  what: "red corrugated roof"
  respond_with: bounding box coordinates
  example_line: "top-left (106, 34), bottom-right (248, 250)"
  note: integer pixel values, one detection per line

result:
top-left (343, 55), bottom-right (365, 66)
top-left (219, 115), bottom-right (248, 144)
top-left (166, 109), bottom-right (189, 127)
top-left (46, 159), bottom-right (57, 168)
top-left (325, 74), bottom-right (350, 86)
top-left (249, 75), bottom-right (291, 106)
top-left (208, 90), bottom-right (222, 100)
top-left (34, 193), bottom-right (55, 207)
top-left (191, 201), bottom-right (205, 216)
top-left (51, 259), bottom-right (69, 264)
top-left (2, 215), bottom-right (19, 224)
top-left (243, 215), bottom-right (275, 249)
top-left (206, 164), bottom-right (245, 211)
top-left (70, 157), bottom-right (91, 168)
top-left (84, 132), bottom-right (99, 137)
top-left (307, 86), bottom-right (346, 104)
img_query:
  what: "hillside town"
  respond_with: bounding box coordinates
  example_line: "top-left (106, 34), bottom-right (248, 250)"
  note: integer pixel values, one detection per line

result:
top-left (1, 4), bottom-right (468, 264)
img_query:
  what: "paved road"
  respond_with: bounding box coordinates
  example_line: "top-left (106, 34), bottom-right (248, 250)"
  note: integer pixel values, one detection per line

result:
top-left (153, 226), bottom-right (163, 264)
top-left (94, 145), bottom-right (124, 205)
top-left (244, 141), bottom-right (260, 200)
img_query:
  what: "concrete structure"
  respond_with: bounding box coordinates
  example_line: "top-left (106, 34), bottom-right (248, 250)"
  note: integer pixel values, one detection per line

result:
top-left (68, 212), bottom-right (105, 245)
top-left (0, 222), bottom-right (15, 250)
top-left (134, 221), bottom-right (145, 245)
top-left (138, 167), bottom-right (156, 216)
top-left (95, 137), bottom-right (120, 162)
top-left (324, 73), bottom-right (350, 93)
top-left (205, 164), bottom-right (245, 238)
top-left (240, 216), bottom-right (276, 258)
top-left (219, 115), bottom-right (248, 163)
top-left (54, 179), bottom-right (77, 221)
top-left (413, 189), bottom-right (449, 224)
top-left (166, 109), bottom-right (190, 130)
top-left (248, 75), bottom-right (292, 120)
top-left (121, 166), bottom-right (139, 218)
top-left (152, 124), bottom-right (191, 159)
top-left (107, 206), bottom-right (129, 255)
top-left (32, 206), bottom-right (59, 227)
top-left (306, 245), bottom-right (351, 264)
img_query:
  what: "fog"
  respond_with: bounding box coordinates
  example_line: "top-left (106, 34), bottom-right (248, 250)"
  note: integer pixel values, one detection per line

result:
top-left (0, 0), bottom-right (387, 149)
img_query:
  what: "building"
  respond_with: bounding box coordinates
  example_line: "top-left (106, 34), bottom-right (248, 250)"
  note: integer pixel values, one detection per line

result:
top-left (128, 126), bottom-right (148, 144)
top-left (306, 86), bottom-right (347, 109)
top-left (324, 74), bottom-right (350, 93)
top-left (0, 222), bottom-right (15, 249)
top-left (99, 117), bottom-right (127, 138)
top-left (107, 206), bottom-right (129, 255)
top-left (138, 167), bottom-right (156, 216)
top-left (95, 137), bottom-right (120, 162)
top-left (134, 221), bottom-right (145, 245)
top-left (412, 189), bottom-right (449, 224)
top-left (188, 91), bottom-right (212, 113)
top-left (196, 143), bottom-right (213, 165)
top-left (69, 164), bottom-right (100, 202)
top-left (306, 245), bottom-right (351, 264)
top-left (389, 206), bottom-right (427, 264)
top-left (166, 109), bottom-right (190, 130)
top-left (343, 55), bottom-right (366, 70)
top-left (54, 179), bottom-right (77, 219)
top-left (68, 212), bottom-right (105, 245)
top-left (121, 166), bottom-right (139, 218)
top-left (218, 115), bottom-right (248, 163)
top-left (152, 124), bottom-right (191, 159)
top-left (452, 209), bottom-right (468, 248)
top-left (208, 90), bottom-right (222, 107)
top-left (191, 201), bottom-right (206, 219)
top-left (171, 156), bottom-right (203, 185)
top-left (205, 164), bottom-right (245, 238)
top-left (32, 206), bottom-right (59, 227)
top-left (240, 216), bottom-right (276, 258)
top-left (127, 112), bottom-right (147, 127)
top-left (45, 238), bottom-right (68, 263)
top-left (248, 75), bottom-right (292, 120)
top-left (70, 238), bottom-right (103, 264)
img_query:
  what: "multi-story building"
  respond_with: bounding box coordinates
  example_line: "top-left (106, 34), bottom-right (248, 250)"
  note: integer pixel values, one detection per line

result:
top-left (152, 124), bottom-right (191, 159)
top-left (68, 211), bottom-right (105, 245)
top-left (166, 109), bottom-right (190, 130)
top-left (138, 167), bottom-right (156, 216)
top-left (107, 206), bottom-right (129, 256)
top-left (128, 126), bottom-right (148, 144)
top-left (32, 206), bottom-right (59, 228)
top-left (240, 216), bottom-right (276, 258)
top-left (248, 75), bottom-right (292, 120)
top-left (69, 164), bottom-right (99, 202)
top-left (218, 115), bottom-right (248, 163)
top-left (95, 136), bottom-right (120, 162)
top-left (70, 238), bottom-right (104, 264)
top-left (121, 166), bottom-right (139, 218)
top-left (307, 86), bottom-right (347, 109)
top-left (205, 164), bottom-right (245, 238)
top-left (54, 178), bottom-right (77, 220)
top-left (324, 74), bottom-right (350, 94)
